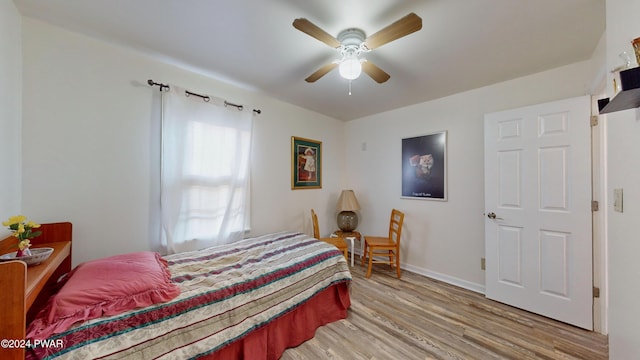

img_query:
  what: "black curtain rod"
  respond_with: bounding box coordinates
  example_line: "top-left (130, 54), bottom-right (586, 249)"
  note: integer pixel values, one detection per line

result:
top-left (147, 79), bottom-right (261, 114)
top-left (225, 101), bottom-right (243, 111)
top-left (147, 79), bottom-right (169, 91)
top-left (185, 90), bottom-right (210, 102)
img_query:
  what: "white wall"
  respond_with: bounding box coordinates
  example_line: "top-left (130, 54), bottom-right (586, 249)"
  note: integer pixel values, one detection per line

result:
top-left (20, 18), bottom-right (345, 265)
top-left (345, 61), bottom-right (595, 291)
top-left (0, 0), bottom-right (22, 234)
top-left (604, 0), bottom-right (640, 357)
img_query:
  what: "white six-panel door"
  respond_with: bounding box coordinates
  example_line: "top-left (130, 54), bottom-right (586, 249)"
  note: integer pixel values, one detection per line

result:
top-left (484, 96), bottom-right (593, 330)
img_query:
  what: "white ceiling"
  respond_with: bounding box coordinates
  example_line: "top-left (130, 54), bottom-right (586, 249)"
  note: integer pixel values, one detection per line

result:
top-left (14, 0), bottom-right (605, 121)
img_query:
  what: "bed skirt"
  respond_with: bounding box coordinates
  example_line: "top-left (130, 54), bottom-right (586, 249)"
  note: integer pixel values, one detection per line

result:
top-left (202, 282), bottom-right (350, 360)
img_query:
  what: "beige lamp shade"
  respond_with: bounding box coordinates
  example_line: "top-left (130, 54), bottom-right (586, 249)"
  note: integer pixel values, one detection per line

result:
top-left (336, 190), bottom-right (360, 232)
top-left (336, 190), bottom-right (361, 211)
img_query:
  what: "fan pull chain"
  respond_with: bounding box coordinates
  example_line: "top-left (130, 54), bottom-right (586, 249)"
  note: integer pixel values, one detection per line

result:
top-left (348, 80), bottom-right (353, 96)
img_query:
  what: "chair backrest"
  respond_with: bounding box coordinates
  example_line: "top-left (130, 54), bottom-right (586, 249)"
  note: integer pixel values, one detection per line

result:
top-left (310, 209), bottom-right (320, 238)
top-left (388, 209), bottom-right (405, 247)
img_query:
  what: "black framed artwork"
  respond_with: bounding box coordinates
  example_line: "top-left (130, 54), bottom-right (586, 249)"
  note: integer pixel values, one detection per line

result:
top-left (401, 131), bottom-right (447, 200)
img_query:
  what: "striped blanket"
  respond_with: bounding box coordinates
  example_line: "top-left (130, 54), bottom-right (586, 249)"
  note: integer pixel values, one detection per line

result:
top-left (27, 232), bottom-right (352, 359)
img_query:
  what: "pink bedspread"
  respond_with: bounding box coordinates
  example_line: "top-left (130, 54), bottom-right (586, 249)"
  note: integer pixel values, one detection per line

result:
top-left (26, 232), bottom-right (352, 359)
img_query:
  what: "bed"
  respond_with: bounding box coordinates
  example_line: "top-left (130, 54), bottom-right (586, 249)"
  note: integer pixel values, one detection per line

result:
top-left (0, 223), bottom-right (352, 360)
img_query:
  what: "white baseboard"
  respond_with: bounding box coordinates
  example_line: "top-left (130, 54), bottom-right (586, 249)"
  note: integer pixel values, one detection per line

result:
top-left (353, 250), bottom-right (486, 294)
top-left (401, 263), bottom-right (486, 295)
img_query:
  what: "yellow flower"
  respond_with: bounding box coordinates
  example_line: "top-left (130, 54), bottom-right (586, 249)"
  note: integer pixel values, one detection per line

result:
top-left (18, 239), bottom-right (31, 250)
top-left (3, 215), bottom-right (26, 227)
top-left (3, 215), bottom-right (42, 243)
top-left (27, 221), bottom-right (40, 228)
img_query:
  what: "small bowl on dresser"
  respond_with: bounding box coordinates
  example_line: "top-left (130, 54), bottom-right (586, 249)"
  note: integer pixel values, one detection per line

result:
top-left (0, 247), bottom-right (54, 266)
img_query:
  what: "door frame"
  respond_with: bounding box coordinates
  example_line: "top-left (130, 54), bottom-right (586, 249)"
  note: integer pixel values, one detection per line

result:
top-left (590, 65), bottom-right (608, 334)
top-left (589, 77), bottom-right (609, 335)
top-left (591, 97), bottom-right (608, 335)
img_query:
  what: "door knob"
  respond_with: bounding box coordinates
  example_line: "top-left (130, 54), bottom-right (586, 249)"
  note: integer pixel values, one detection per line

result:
top-left (487, 212), bottom-right (503, 220)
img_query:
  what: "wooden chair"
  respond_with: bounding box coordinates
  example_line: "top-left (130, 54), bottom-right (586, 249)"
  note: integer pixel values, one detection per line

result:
top-left (311, 209), bottom-right (349, 260)
top-left (361, 209), bottom-right (405, 278)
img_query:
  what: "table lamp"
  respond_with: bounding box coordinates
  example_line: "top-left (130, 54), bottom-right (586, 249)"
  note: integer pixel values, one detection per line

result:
top-left (336, 190), bottom-right (361, 232)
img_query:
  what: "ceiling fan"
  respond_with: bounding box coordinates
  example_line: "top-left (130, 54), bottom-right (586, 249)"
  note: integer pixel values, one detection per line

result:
top-left (293, 13), bottom-right (422, 84)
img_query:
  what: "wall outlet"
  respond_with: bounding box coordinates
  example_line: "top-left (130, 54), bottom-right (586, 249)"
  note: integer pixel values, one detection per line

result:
top-left (481, 257), bottom-right (486, 270)
top-left (614, 188), bottom-right (623, 213)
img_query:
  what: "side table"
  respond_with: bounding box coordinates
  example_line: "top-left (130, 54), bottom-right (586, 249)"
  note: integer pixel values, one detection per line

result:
top-left (331, 230), bottom-right (361, 267)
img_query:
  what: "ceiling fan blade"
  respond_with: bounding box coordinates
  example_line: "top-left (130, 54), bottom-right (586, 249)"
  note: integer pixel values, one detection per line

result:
top-left (293, 18), bottom-right (341, 48)
top-left (364, 13), bottom-right (422, 50)
top-left (305, 63), bottom-right (338, 83)
top-left (362, 61), bottom-right (390, 83)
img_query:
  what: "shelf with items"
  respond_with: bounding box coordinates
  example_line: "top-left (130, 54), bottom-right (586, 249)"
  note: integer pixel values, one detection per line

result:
top-left (0, 222), bottom-right (72, 360)
top-left (599, 66), bottom-right (640, 114)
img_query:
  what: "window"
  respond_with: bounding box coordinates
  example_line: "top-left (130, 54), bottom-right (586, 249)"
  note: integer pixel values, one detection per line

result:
top-left (161, 87), bottom-right (252, 253)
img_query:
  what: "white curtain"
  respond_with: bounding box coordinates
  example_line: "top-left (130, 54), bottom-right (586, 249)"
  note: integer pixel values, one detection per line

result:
top-left (161, 86), bottom-right (252, 254)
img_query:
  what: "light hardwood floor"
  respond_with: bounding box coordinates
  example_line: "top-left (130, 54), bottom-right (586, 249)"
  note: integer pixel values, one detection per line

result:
top-left (282, 263), bottom-right (608, 360)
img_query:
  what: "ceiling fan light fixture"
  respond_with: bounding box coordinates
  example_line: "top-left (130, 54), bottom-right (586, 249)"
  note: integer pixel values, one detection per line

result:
top-left (339, 57), bottom-right (362, 80)
top-left (337, 28), bottom-right (366, 80)
top-left (294, 14), bottom-right (421, 84)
